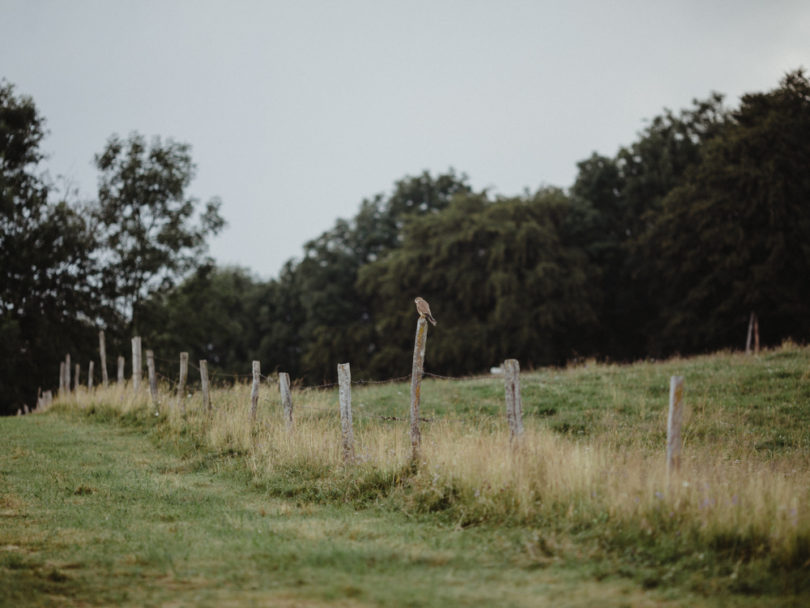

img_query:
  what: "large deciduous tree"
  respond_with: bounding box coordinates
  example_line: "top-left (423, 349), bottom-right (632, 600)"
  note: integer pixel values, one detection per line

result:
top-left (569, 93), bottom-right (728, 358)
top-left (288, 170), bottom-right (472, 381)
top-left (358, 188), bottom-right (599, 377)
top-left (93, 133), bottom-right (225, 332)
top-left (636, 70), bottom-right (810, 353)
top-left (0, 81), bottom-right (98, 413)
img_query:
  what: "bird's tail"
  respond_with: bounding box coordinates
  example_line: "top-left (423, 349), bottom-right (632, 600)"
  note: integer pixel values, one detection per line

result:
top-left (427, 314), bottom-right (437, 326)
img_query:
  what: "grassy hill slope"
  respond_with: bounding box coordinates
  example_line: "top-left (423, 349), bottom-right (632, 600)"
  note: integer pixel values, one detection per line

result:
top-left (2, 343), bottom-right (809, 605)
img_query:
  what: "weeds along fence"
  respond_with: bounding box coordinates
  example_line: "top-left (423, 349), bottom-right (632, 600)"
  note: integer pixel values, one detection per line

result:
top-left (31, 327), bottom-right (810, 565)
top-left (39, 319), bottom-right (687, 473)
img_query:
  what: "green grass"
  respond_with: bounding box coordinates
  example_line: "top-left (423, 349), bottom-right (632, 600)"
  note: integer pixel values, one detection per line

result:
top-left (3, 342), bottom-right (810, 606)
top-left (1, 415), bottom-right (696, 607)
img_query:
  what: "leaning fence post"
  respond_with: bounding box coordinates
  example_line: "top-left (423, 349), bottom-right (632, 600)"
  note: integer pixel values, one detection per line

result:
top-left (279, 372), bottom-right (294, 431)
top-left (667, 376), bottom-right (685, 477)
top-left (503, 359), bottom-right (524, 442)
top-left (177, 352), bottom-right (189, 413)
top-left (132, 337), bottom-right (142, 391)
top-left (88, 361), bottom-right (94, 390)
top-left (117, 356), bottom-right (125, 386)
top-left (409, 317), bottom-right (428, 461)
top-left (99, 330), bottom-right (108, 387)
top-left (199, 359), bottom-right (211, 413)
top-left (250, 361), bottom-right (260, 423)
top-left (146, 350), bottom-right (159, 414)
top-left (337, 363), bottom-right (355, 463)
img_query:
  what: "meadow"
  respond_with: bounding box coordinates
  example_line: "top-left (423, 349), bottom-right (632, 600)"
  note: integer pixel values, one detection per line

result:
top-left (2, 342), bottom-right (809, 605)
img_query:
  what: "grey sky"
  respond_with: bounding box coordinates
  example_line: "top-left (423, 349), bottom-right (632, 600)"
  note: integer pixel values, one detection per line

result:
top-left (2, 0), bottom-right (808, 279)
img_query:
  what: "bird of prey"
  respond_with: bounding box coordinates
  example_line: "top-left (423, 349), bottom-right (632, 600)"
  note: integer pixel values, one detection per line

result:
top-left (414, 297), bottom-right (437, 326)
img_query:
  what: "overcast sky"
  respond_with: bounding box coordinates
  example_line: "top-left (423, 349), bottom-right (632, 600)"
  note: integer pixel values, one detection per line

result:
top-left (2, 0), bottom-right (808, 279)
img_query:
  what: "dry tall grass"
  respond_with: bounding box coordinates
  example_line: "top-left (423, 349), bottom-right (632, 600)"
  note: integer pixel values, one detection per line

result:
top-left (50, 346), bottom-right (810, 570)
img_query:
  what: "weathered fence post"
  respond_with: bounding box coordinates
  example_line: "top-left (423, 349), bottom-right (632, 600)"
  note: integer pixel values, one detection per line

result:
top-left (409, 317), bottom-right (428, 461)
top-left (279, 372), bottom-right (294, 431)
top-left (146, 350), bottom-right (159, 414)
top-left (65, 354), bottom-right (71, 393)
top-left (131, 337), bottom-right (142, 391)
top-left (503, 359), bottom-right (524, 442)
top-left (74, 363), bottom-right (80, 391)
top-left (337, 363), bottom-right (355, 463)
top-left (117, 356), bottom-right (125, 386)
top-left (99, 330), bottom-right (108, 387)
top-left (59, 361), bottom-right (66, 394)
top-left (88, 361), bottom-right (94, 390)
top-left (667, 376), bottom-right (685, 477)
top-left (177, 352), bottom-right (188, 413)
top-left (249, 360), bottom-right (260, 423)
top-left (746, 311), bottom-right (761, 355)
top-left (199, 359), bottom-right (211, 413)
top-left (746, 312), bottom-right (754, 355)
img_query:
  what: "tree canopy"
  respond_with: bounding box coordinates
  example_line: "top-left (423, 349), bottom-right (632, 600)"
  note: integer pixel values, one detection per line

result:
top-left (3, 70), bottom-right (810, 412)
top-left (93, 133), bottom-right (225, 332)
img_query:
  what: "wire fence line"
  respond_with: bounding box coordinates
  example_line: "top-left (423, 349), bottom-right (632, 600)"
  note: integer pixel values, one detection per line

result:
top-left (148, 351), bottom-right (480, 390)
top-left (50, 326), bottom-right (533, 462)
top-left (46, 329), bottom-right (687, 474)
top-left (145, 370), bottom-right (471, 424)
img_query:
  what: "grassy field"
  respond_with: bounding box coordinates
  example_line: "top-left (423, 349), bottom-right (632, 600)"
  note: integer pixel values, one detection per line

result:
top-left (2, 342), bottom-right (809, 606)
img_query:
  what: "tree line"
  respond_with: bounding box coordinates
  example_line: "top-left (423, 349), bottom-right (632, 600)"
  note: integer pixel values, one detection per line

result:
top-left (2, 70), bottom-right (808, 414)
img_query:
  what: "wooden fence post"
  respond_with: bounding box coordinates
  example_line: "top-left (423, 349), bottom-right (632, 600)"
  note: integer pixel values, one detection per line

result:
top-left (99, 330), bottom-right (108, 387)
top-left (337, 363), bottom-right (355, 463)
top-left (409, 317), bottom-right (428, 461)
top-left (753, 314), bottom-right (760, 355)
top-left (74, 363), bottom-right (80, 391)
top-left (199, 359), bottom-right (211, 413)
top-left (65, 354), bottom-right (71, 393)
top-left (177, 352), bottom-right (188, 413)
top-left (88, 361), bottom-right (94, 390)
top-left (59, 361), bottom-right (66, 394)
top-left (279, 372), bottom-right (294, 431)
top-left (250, 361), bottom-right (260, 423)
top-left (746, 312), bottom-right (754, 355)
top-left (131, 337), bottom-right (142, 391)
top-left (667, 376), bottom-right (685, 477)
top-left (146, 350), bottom-right (159, 414)
top-left (503, 359), bottom-right (524, 442)
top-left (117, 356), bottom-right (125, 386)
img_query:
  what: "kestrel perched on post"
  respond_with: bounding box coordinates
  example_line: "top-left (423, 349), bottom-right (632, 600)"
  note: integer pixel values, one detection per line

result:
top-left (414, 297), bottom-right (437, 326)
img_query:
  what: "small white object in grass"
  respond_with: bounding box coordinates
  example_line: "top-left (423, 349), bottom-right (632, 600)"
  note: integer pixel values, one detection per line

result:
top-left (490, 366), bottom-right (502, 374)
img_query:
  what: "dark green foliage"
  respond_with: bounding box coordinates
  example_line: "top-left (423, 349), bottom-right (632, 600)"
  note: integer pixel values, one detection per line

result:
top-left (0, 81), bottom-right (99, 413)
top-left (93, 132), bottom-right (225, 332)
top-left (358, 188), bottom-right (599, 376)
top-left (0, 82), bottom-right (225, 411)
top-left (568, 93), bottom-right (728, 358)
top-left (281, 169), bottom-right (473, 381)
top-left (4, 70), bottom-right (810, 406)
top-left (636, 70), bottom-right (810, 354)
top-left (136, 265), bottom-right (264, 377)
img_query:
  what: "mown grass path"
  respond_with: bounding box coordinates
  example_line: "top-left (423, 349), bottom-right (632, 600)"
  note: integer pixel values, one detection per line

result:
top-left (0, 414), bottom-right (778, 607)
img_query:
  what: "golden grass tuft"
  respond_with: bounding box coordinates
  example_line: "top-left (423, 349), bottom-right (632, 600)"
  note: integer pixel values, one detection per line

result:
top-left (50, 345), bottom-right (810, 568)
